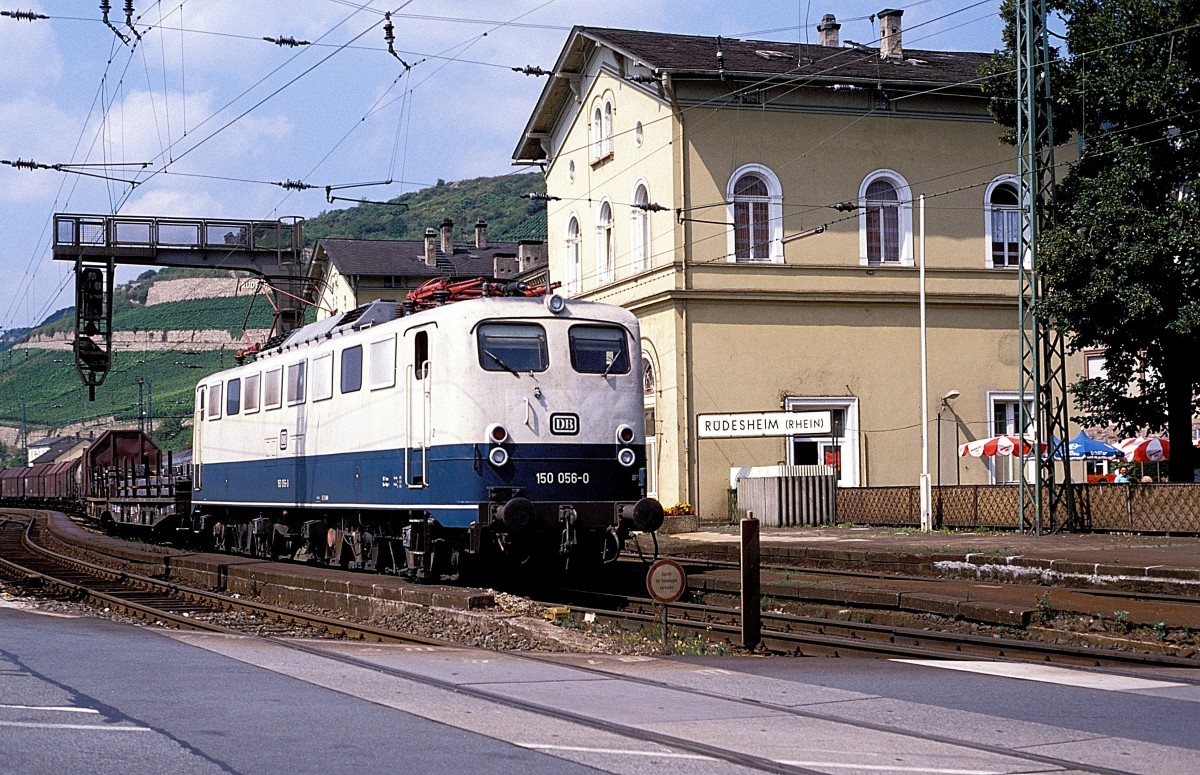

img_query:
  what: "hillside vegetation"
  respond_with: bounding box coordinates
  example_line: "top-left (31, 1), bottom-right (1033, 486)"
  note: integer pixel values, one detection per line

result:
top-left (304, 171), bottom-right (547, 243)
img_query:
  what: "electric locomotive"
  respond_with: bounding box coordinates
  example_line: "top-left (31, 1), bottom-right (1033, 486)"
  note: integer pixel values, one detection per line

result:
top-left (185, 280), bottom-right (663, 579)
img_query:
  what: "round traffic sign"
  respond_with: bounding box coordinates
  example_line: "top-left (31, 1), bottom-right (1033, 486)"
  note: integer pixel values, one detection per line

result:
top-left (646, 559), bottom-right (686, 603)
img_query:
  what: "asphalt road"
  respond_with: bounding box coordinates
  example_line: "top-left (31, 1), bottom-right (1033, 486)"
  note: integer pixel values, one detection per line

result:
top-left (3, 600), bottom-right (1198, 775)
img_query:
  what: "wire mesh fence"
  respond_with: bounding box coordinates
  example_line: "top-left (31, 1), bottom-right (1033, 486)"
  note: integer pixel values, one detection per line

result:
top-left (837, 483), bottom-right (1200, 533)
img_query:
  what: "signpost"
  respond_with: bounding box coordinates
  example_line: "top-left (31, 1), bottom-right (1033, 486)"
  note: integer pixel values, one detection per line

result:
top-left (697, 410), bottom-right (831, 439)
top-left (646, 559), bottom-right (686, 652)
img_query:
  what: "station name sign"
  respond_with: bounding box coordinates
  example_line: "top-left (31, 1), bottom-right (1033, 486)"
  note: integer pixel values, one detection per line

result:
top-left (696, 411), bottom-right (832, 439)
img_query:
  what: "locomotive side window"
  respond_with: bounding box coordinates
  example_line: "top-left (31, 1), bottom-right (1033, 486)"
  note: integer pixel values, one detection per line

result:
top-left (478, 323), bottom-right (548, 373)
top-left (569, 325), bottom-right (630, 374)
top-left (286, 361), bottom-right (307, 405)
top-left (264, 368), bottom-right (282, 410)
top-left (226, 378), bottom-right (241, 416)
top-left (370, 334), bottom-right (397, 389)
top-left (312, 353), bottom-right (334, 402)
top-left (341, 345), bottom-right (363, 393)
top-left (207, 383), bottom-right (223, 419)
top-left (413, 331), bottom-right (429, 380)
top-left (244, 373), bottom-right (260, 414)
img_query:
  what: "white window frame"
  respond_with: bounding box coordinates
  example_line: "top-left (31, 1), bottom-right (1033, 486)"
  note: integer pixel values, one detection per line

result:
top-left (984, 175), bottom-right (1022, 269)
top-left (726, 163), bottom-right (783, 263)
top-left (206, 382), bottom-right (222, 420)
top-left (642, 351), bottom-right (658, 499)
top-left (784, 396), bottom-right (860, 487)
top-left (564, 214), bottom-right (581, 295)
top-left (630, 181), bottom-right (650, 272)
top-left (596, 199), bottom-right (615, 285)
top-left (987, 391), bottom-right (1034, 484)
top-left (590, 93), bottom-right (614, 163)
top-left (591, 104), bottom-right (604, 161)
top-left (311, 352), bottom-right (334, 402)
top-left (264, 367), bottom-right (283, 410)
top-left (286, 361), bottom-right (306, 406)
top-left (243, 372), bottom-right (261, 414)
top-left (858, 169), bottom-right (913, 266)
top-left (369, 334), bottom-right (398, 390)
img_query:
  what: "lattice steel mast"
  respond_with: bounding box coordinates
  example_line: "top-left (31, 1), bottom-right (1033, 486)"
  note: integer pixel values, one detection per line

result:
top-left (1016, 0), bottom-right (1075, 533)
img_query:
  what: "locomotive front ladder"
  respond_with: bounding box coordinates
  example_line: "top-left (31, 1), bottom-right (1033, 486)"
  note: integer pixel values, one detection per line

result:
top-left (52, 213), bottom-right (307, 400)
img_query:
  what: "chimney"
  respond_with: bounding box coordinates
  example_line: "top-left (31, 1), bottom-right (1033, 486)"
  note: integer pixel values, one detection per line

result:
top-left (475, 220), bottom-right (488, 249)
top-left (878, 8), bottom-right (902, 59)
top-left (439, 218), bottom-right (454, 255)
top-left (517, 240), bottom-right (546, 272)
top-left (424, 228), bottom-right (437, 267)
top-left (817, 14), bottom-right (840, 48)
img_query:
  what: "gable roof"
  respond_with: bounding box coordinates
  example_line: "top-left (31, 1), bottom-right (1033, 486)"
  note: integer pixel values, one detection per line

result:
top-left (515, 25), bottom-right (993, 161)
top-left (313, 238), bottom-right (522, 279)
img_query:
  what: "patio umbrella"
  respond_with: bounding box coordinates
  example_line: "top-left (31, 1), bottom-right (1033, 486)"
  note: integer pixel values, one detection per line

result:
top-left (1118, 437), bottom-right (1169, 462)
top-left (1065, 430), bottom-right (1124, 460)
top-left (959, 435), bottom-right (1045, 457)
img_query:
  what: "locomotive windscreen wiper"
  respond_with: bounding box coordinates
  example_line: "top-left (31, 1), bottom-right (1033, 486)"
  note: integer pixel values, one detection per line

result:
top-left (484, 349), bottom-right (520, 376)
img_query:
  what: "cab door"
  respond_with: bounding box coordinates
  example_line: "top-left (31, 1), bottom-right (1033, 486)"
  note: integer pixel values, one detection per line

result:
top-left (404, 327), bottom-right (432, 487)
top-left (193, 386), bottom-right (205, 490)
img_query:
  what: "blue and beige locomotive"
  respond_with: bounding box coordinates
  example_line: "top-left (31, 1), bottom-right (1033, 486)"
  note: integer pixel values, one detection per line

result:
top-left (186, 279), bottom-right (663, 579)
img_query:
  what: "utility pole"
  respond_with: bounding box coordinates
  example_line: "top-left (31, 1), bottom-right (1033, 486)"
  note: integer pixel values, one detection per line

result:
top-left (1016, 0), bottom-right (1075, 533)
top-left (137, 377), bottom-right (146, 432)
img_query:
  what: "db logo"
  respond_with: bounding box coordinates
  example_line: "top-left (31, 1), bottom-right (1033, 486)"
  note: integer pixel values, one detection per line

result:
top-left (550, 413), bottom-right (579, 435)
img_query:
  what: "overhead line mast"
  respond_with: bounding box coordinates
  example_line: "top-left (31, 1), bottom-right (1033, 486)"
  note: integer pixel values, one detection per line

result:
top-left (1016, 0), bottom-right (1075, 533)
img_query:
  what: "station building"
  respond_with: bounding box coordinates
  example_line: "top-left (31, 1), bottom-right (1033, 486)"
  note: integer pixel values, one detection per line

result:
top-left (512, 12), bottom-right (1087, 518)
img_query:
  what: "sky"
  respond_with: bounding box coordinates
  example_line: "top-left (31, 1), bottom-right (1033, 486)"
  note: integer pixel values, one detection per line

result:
top-left (0, 0), bottom-right (1006, 331)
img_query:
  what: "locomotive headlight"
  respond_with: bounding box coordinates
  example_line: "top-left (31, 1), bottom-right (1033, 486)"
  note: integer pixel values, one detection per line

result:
top-left (488, 446), bottom-right (510, 467)
top-left (617, 447), bottom-right (637, 467)
top-left (544, 293), bottom-right (566, 314)
top-left (485, 423), bottom-right (509, 445)
top-left (615, 424), bottom-right (635, 445)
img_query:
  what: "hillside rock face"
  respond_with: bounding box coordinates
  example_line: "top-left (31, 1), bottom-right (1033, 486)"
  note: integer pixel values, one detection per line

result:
top-left (17, 329), bottom-right (272, 352)
top-left (146, 277), bottom-right (248, 305)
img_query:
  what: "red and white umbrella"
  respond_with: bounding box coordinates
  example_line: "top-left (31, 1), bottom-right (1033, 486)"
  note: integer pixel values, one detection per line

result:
top-left (959, 435), bottom-right (1045, 457)
top-left (1118, 437), bottom-right (1169, 462)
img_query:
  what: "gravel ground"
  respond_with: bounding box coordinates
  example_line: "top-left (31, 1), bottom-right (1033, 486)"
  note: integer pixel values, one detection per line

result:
top-left (0, 577), bottom-right (664, 655)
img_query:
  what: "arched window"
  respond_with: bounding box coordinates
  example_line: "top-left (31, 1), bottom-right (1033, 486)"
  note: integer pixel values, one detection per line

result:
top-left (596, 201), bottom-right (614, 284)
top-left (602, 99), bottom-right (613, 157)
top-left (591, 95), bottom-right (614, 161)
top-left (858, 170), bottom-right (913, 266)
top-left (726, 164), bottom-right (783, 263)
top-left (591, 105), bottom-right (604, 161)
top-left (630, 182), bottom-right (650, 272)
top-left (564, 215), bottom-right (581, 294)
top-left (985, 177), bottom-right (1020, 268)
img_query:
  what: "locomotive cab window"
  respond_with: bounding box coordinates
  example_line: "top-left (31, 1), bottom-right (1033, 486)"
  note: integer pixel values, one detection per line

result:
top-left (478, 323), bottom-right (548, 373)
top-left (226, 378), bottom-right (241, 416)
top-left (569, 325), bottom-right (630, 374)
top-left (413, 331), bottom-right (429, 380)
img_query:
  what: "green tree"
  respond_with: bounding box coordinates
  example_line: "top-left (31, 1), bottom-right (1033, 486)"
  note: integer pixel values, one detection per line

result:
top-left (985, 0), bottom-right (1200, 481)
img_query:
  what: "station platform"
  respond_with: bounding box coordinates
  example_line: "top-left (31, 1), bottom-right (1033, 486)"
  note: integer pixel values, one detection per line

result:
top-left (649, 524), bottom-right (1200, 651)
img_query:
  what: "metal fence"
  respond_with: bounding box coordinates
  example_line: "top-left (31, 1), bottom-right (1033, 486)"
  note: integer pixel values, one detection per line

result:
top-left (836, 483), bottom-right (1200, 533)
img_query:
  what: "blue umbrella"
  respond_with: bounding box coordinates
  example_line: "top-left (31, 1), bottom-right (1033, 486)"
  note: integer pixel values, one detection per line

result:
top-left (1066, 430), bottom-right (1124, 460)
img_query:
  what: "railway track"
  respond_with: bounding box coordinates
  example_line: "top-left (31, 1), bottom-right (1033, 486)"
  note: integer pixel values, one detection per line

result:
top-left (0, 516), bottom-right (450, 646)
top-left (548, 582), bottom-right (1200, 668)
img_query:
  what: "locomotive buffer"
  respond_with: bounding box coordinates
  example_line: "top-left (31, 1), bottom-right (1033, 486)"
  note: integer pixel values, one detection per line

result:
top-left (52, 213), bottom-right (307, 400)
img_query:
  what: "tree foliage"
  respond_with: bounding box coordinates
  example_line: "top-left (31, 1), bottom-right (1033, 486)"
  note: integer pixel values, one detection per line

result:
top-left (984, 0), bottom-right (1200, 480)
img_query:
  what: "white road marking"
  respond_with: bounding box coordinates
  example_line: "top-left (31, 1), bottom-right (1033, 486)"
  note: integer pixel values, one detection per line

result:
top-left (0, 704), bottom-right (99, 714)
top-left (894, 659), bottom-right (1186, 692)
top-left (0, 720), bottom-right (150, 731)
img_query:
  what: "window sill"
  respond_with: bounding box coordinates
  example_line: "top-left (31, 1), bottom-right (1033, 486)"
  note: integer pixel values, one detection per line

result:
top-left (590, 151), bottom-right (613, 168)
